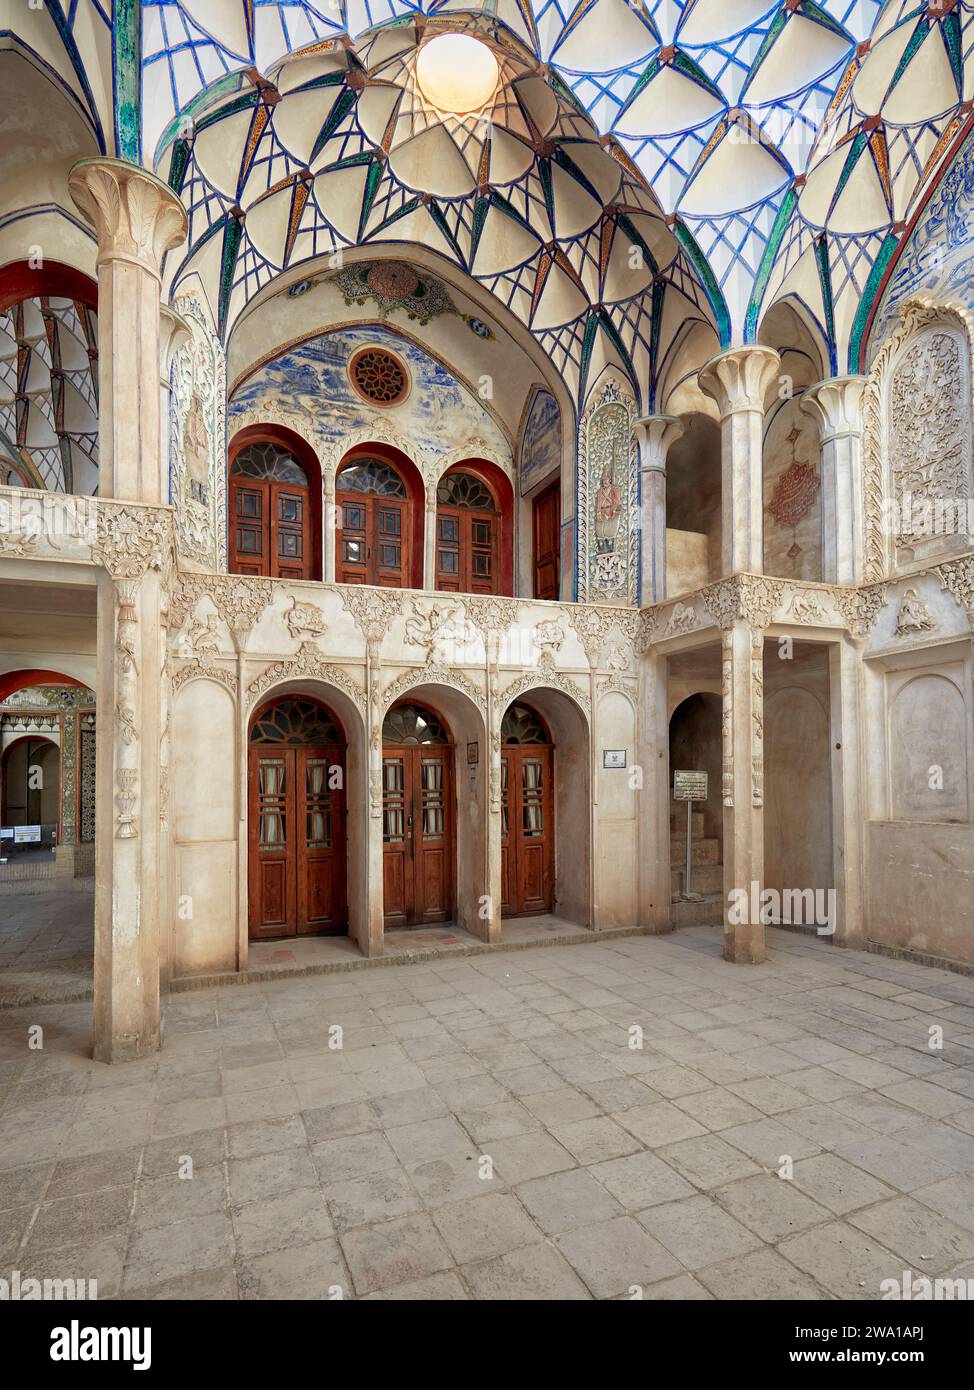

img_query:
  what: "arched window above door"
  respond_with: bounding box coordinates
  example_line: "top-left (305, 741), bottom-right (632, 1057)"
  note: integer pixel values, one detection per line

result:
top-left (435, 465), bottom-right (503, 595)
top-left (229, 431), bottom-right (319, 581)
top-left (336, 455), bottom-right (411, 587)
top-left (501, 703), bottom-right (550, 744)
top-left (382, 703), bottom-right (449, 745)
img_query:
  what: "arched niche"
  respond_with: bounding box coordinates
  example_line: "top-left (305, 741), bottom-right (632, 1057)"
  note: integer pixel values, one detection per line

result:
top-left (435, 458), bottom-right (514, 597)
top-left (889, 673), bottom-right (969, 823)
top-left (666, 414), bottom-right (721, 594)
top-left (335, 440), bottom-right (425, 589)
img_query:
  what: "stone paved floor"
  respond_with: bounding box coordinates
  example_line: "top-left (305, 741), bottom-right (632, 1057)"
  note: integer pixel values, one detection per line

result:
top-left (2, 925), bottom-right (974, 1300)
top-left (0, 888), bottom-right (94, 1005)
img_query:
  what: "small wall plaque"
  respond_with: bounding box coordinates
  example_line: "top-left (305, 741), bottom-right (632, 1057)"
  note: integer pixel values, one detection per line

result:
top-left (467, 741), bottom-right (479, 765)
top-left (603, 750), bottom-right (627, 769)
top-left (673, 770), bottom-right (708, 801)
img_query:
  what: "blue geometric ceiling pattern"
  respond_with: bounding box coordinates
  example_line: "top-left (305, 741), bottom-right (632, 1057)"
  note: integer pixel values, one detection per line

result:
top-left (11, 2), bottom-right (974, 386)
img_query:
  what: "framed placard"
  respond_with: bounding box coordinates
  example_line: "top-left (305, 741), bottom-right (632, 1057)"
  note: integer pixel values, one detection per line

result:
top-left (466, 741), bottom-right (479, 765)
top-left (13, 825), bottom-right (41, 844)
top-left (603, 750), bottom-right (627, 769)
top-left (673, 770), bottom-right (708, 802)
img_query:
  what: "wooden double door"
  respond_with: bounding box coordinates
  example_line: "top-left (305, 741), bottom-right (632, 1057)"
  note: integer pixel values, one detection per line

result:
top-left (382, 704), bottom-right (454, 928)
top-left (500, 703), bottom-right (555, 916)
top-left (248, 699), bottom-right (347, 940)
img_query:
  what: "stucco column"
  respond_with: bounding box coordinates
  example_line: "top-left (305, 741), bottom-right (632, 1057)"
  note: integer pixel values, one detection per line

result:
top-left (699, 346), bottom-right (780, 576)
top-left (69, 158), bottom-right (188, 503)
top-left (423, 480), bottom-right (437, 592)
top-left (634, 415), bottom-right (683, 605)
top-left (800, 376), bottom-right (867, 586)
top-left (721, 619), bottom-right (766, 964)
top-left (159, 305), bottom-right (192, 506)
top-left (92, 513), bottom-right (169, 1063)
top-left (53, 696), bottom-right (79, 878)
top-left (322, 470), bottom-right (336, 583)
top-left (639, 644), bottom-right (671, 932)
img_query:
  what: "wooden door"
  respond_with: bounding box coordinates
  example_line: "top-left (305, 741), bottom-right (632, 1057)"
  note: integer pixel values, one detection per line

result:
top-left (230, 442), bottom-right (312, 580)
top-left (499, 704), bottom-right (554, 917)
top-left (435, 471), bottom-right (500, 595)
top-left (336, 457), bottom-right (410, 587)
top-left (533, 481), bottom-right (560, 600)
top-left (382, 705), bottom-right (454, 928)
top-left (248, 699), bottom-right (347, 940)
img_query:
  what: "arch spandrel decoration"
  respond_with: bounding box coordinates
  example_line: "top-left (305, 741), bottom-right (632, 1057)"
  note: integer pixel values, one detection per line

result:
top-left (863, 296), bottom-right (974, 581)
top-left (246, 643), bottom-right (366, 713)
top-left (381, 665), bottom-right (488, 721)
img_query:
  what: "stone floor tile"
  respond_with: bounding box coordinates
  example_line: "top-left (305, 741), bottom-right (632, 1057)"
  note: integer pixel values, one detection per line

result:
top-left (384, 1116), bottom-right (473, 1165)
top-left (673, 1087), bottom-right (765, 1131)
top-left (340, 1213), bottom-right (453, 1295)
top-left (637, 1194), bottom-right (762, 1270)
top-left (658, 1135), bottom-right (763, 1190)
top-left (548, 1116), bottom-right (641, 1165)
top-left (135, 1169), bottom-right (226, 1231)
top-left (408, 1152), bottom-right (499, 1207)
top-left (123, 1213), bottom-right (234, 1293)
top-left (912, 1173), bottom-right (974, 1233)
top-left (310, 1131), bottom-right (398, 1187)
top-left (696, 1247), bottom-right (826, 1300)
top-left (238, 1237), bottom-right (347, 1300)
top-left (555, 1216), bottom-right (682, 1299)
top-left (323, 1167), bottom-right (422, 1233)
top-left (232, 1186), bottom-right (334, 1258)
top-left (461, 1242), bottom-right (591, 1300)
top-left (778, 1220), bottom-right (904, 1298)
top-left (515, 1168), bottom-right (624, 1235)
top-left (790, 1154), bottom-right (895, 1215)
top-left (228, 1115), bottom-right (309, 1158)
top-left (848, 1196), bottom-right (974, 1274)
top-left (431, 1192), bottom-right (543, 1264)
top-left (229, 1148), bottom-right (319, 1204)
top-left (715, 1173), bottom-right (832, 1242)
top-left (26, 1186), bottom-right (132, 1253)
top-left (614, 1100), bottom-right (708, 1148)
top-left (363, 1270), bottom-right (469, 1300)
top-left (487, 1131), bottom-right (575, 1185)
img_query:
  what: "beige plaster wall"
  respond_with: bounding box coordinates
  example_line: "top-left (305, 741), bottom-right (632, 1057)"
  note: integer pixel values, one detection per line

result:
top-left (594, 689), bottom-right (638, 927)
top-left (867, 821), bottom-right (974, 966)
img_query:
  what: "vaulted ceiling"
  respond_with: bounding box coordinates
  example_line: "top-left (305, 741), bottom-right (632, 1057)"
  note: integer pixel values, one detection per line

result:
top-left (8, 1), bottom-right (974, 390)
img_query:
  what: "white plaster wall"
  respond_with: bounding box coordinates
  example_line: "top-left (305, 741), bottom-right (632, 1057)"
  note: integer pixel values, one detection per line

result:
top-left (595, 690), bottom-right (638, 927)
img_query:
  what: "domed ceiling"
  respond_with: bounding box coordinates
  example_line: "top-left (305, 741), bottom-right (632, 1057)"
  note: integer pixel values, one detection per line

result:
top-left (9, 0), bottom-right (974, 383)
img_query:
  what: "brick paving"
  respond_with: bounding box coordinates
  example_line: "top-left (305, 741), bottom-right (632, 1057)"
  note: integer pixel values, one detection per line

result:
top-left (1, 925), bottom-right (974, 1299)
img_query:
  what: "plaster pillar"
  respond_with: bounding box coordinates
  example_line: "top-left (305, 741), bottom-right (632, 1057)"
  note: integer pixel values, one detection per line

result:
top-left (829, 636), bottom-right (865, 948)
top-left (634, 415), bottom-right (683, 605)
top-left (639, 644), bottom-right (671, 932)
top-left (159, 305), bottom-right (192, 507)
top-left (92, 524), bottom-right (169, 1062)
top-left (69, 158), bottom-right (188, 503)
top-left (484, 635), bottom-right (503, 945)
top-left (322, 471), bottom-right (336, 583)
top-left (54, 694), bottom-right (79, 879)
top-left (800, 376), bottom-right (868, 586)
top-left (699, 346), bottom-right (780, 577)
top-left (721, 619), bottom-right (766, 963)
top-left (423, 480), bottom-right (437, 592)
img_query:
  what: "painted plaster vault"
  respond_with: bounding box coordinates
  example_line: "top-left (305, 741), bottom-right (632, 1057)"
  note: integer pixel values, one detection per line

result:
top-left (0, 4), bottom-right (973, 1066)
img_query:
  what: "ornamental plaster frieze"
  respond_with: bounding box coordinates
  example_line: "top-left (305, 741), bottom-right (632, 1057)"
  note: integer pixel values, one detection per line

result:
top-left (935, 555), bottom-right (974, 627)
top-left (381, 663), bottom-right (487, 719)
top-left (245, 643), bottom-right (366, 712)
top-left (170, 572), bottom-right (275, 646)
top-left (566, 604), bottom-right (640, 668)
top-left (0, 488), bottom-right (97, 562)
top-left (93, 504), bottom-right (172, 583)
top-left (498, 669), bottom-right (590, 718)
top-left (172, 659), bottom-right (238, 697)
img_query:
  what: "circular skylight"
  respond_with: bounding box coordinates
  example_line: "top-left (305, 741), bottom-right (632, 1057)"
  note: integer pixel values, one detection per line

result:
top-left (416, 34), bottom-right (499, 115)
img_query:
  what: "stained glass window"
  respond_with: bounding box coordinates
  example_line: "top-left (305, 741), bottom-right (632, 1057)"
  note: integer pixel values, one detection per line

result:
top-left (382, 704), bottom-right (448, 745)
top-left (251, 698), bottom-right (342, 745)
top-left (232, 441), bottom-right (308, 485)
top-left (501, 703), bottom-right (549, 745)
top-left (437, 471), bottom-right (496, 510)
top-left (337, 459), bottom-right (407, 497)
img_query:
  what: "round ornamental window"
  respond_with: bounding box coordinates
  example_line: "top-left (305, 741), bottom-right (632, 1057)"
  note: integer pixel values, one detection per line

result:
top-left (349, 347), bottom-right (409, 406)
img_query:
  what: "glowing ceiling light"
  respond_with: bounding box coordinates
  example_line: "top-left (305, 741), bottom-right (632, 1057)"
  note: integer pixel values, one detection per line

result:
top-left (416, 34), bottom-right (499, 115)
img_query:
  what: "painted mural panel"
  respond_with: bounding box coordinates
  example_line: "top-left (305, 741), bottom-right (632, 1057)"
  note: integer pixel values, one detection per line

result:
top-left (763, 397), bottom-right (822, 581)
top-left (229, 325), bottom-right (511, 476)
top-left (170, 294), bottom-right (227, 571)
top-left (577, 377), bottom-right (637, 604)
top-left (519, 388), bottom-right (561, 496)
top-left (871, 129), bottom-right (974, 352)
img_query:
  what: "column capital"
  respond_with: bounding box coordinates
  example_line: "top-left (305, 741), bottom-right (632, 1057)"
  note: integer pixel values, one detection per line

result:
top-left (633, 414), bottom-right (684, 471)
top-left (69, 158), bottom-right (188, 282)
top-left (799, 375), bottom-right (868, 443)
top-left (698, 344), bottom-right (780, 420)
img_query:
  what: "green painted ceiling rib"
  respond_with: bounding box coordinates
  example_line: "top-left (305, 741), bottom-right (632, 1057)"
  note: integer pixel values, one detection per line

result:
top-left (745, 187), bottom-right (795, 341)
top-left (672, 219), bottom-right (731, 346)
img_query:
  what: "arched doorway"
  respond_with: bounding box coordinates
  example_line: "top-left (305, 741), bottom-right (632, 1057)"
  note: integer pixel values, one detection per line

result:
top-left (500, 702), bottom-right (554, 916)
top-left (229, 428), bottom-right (321, 580)
top-left (0, 736), bottom-right (60, 833)
top-left (247, 695), bottom-right (348, 940)
top-left (336, 449), bottom-right (423, 588)
top-left (382, 702), bottom-right (455, 927)
top-left (435, 462), bottom-right (513, 596)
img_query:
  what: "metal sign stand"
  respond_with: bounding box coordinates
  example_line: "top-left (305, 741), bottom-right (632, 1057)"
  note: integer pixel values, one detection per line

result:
top-left (685, 796), bottom-right (694, 901)
top-left (673, 770), bottom-right (708, 903)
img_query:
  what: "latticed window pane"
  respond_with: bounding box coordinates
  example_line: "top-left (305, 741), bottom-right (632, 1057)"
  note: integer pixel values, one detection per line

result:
top-left (251, 698), bottom-right (342, 746)
top-left (382, 758), bottom-right (405, 842)
top-left (382, 704), bottom-right (448, 745)
top-left (337, 459), bottom-right (406, 496)
top-left (501, 703), bottom-right (549, 745)
top-left (231, 442), bottom-right (308, 485)
top-left (258, 758), bottom-right (286, 848)
top-left (437, 471), bottom-right (496, 510)
top-left (306, 759), bottom-right (332, 849)
top-left (522, 758), bottom-right (544, 837)
top-left (421, 758), bottom-right (445, 838)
